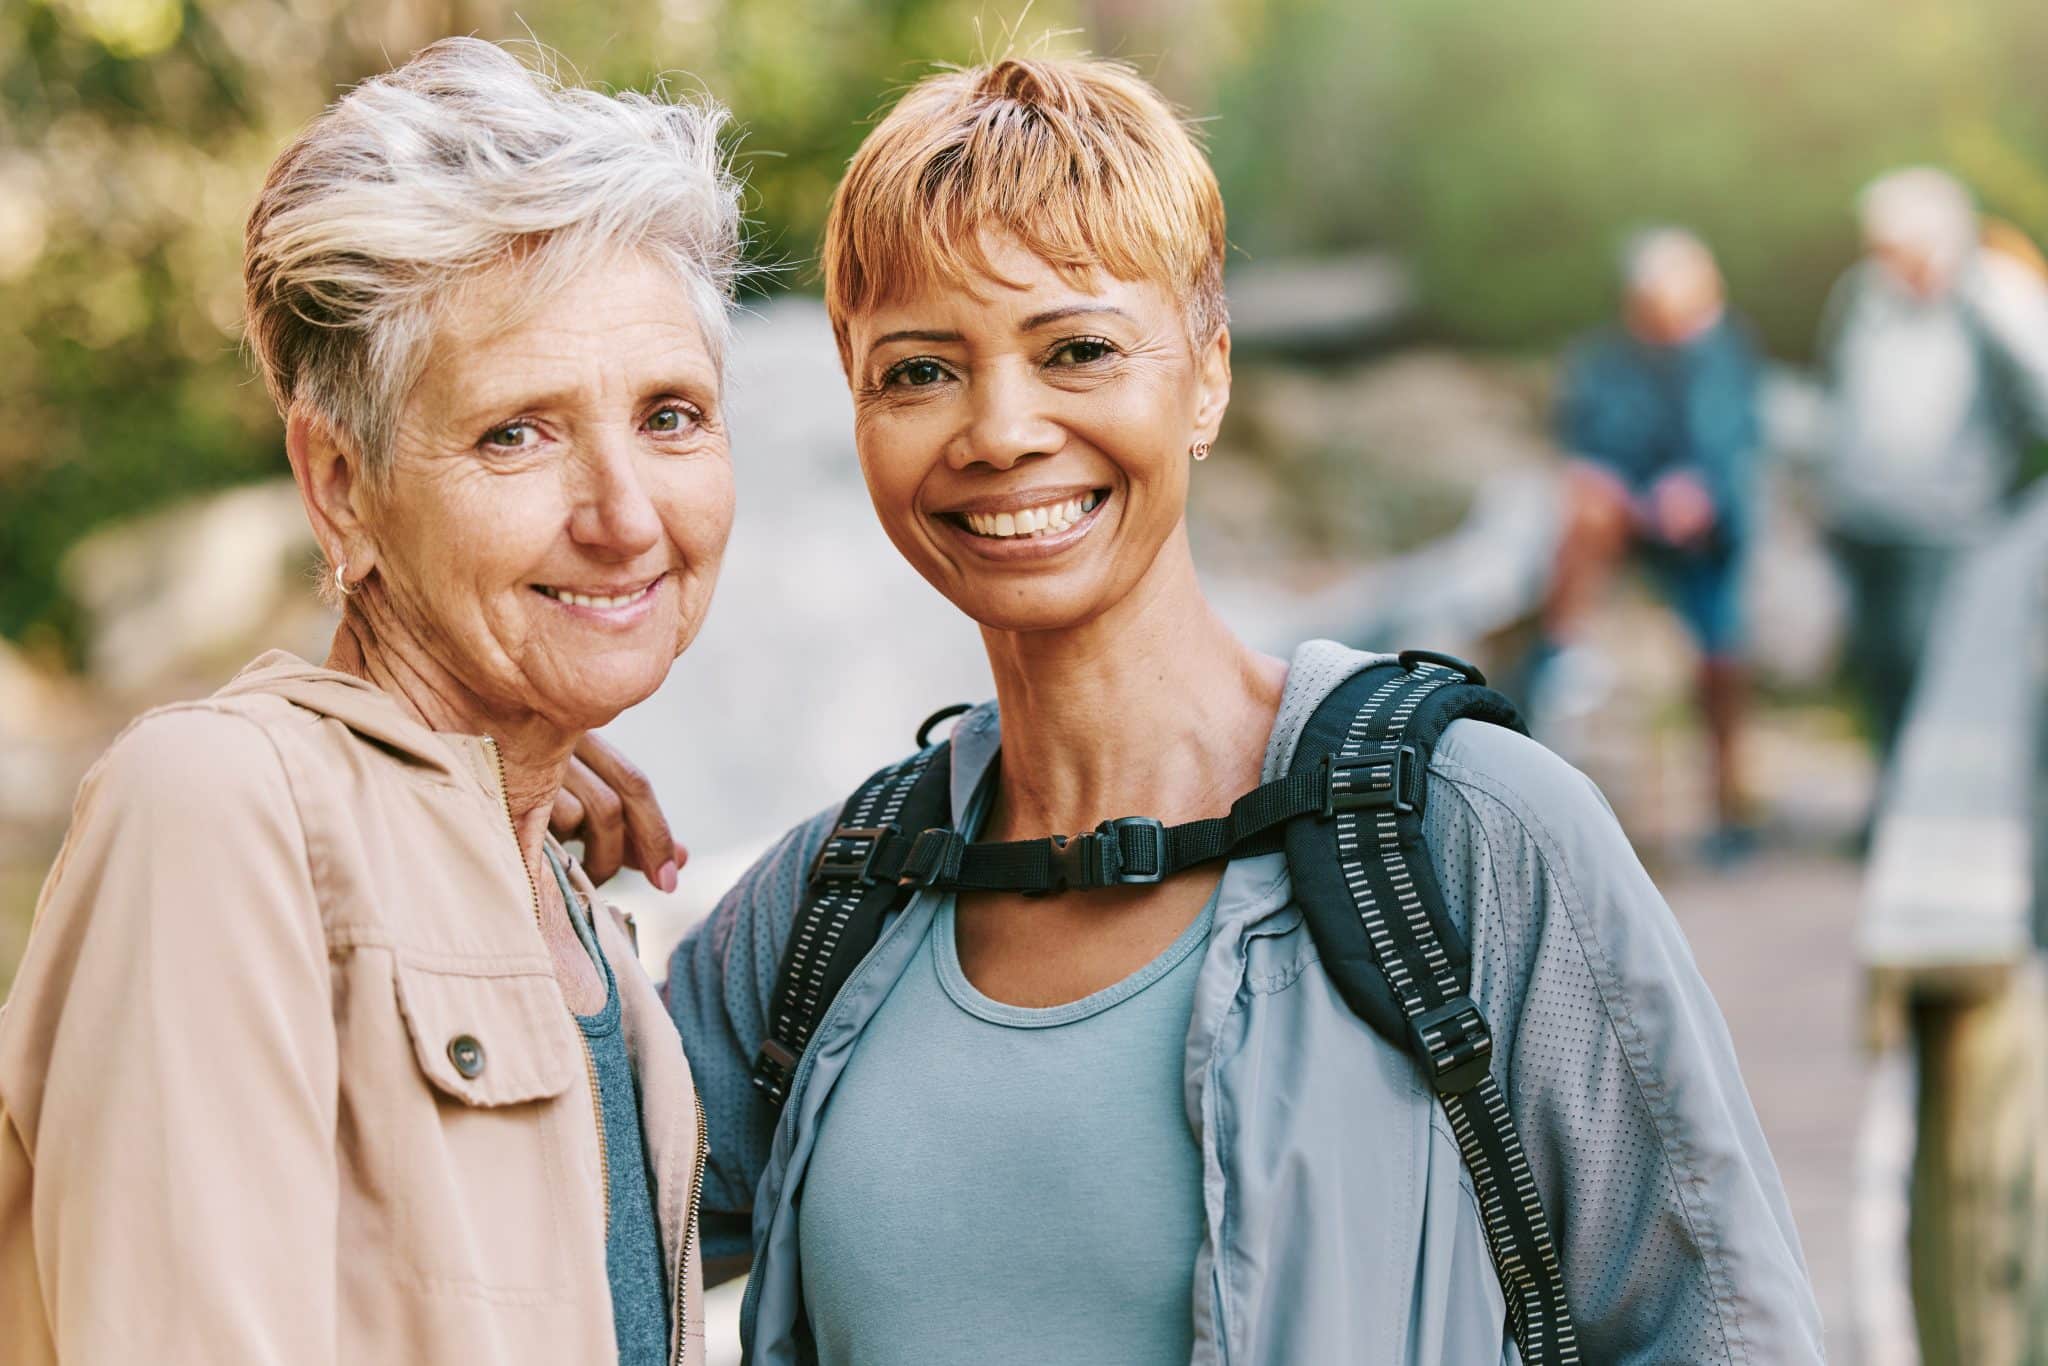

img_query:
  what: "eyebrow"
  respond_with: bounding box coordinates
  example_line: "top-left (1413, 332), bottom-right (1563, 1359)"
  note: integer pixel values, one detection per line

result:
top-left (866, 329), bottom-right (964, 358)
top-left (453, 372), bottom-right (713, 423)
top-left (1021, 304), bottom-right (1132, 330)
top-left (864, 306), bottom-right (1134, 361)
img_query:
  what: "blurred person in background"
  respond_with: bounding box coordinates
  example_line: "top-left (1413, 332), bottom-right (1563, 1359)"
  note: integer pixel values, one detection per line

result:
top-left (1816, 166), bottom-right (2048, 770)
top-left (0, 39), bottom-right (736, 1366)
top-left (1531, 228), bottom-right (1763, 863)
top-left (569, 56), bottom-right (1824, 1365)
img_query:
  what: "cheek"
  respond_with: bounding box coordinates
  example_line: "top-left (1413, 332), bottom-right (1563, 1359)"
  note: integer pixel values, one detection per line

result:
top-left (853, 424), bottom-right (930, 529)
top-left (655, 459), bottom-right (737, 566)
top-left (382, 474), bottom-right (553, 598)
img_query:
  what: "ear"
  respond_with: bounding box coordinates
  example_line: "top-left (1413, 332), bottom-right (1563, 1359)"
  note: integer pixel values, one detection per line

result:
top-left (1191, 324), bottom-right (1233, 444)
top-left (285, 407), bottom-right (377, 586)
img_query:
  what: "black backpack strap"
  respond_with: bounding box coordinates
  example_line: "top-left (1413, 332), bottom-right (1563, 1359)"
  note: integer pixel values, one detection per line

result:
top-left (1285, 651), bottom-right (1581, 1365)
top-left (751, 739), bottom-right (954, 1106)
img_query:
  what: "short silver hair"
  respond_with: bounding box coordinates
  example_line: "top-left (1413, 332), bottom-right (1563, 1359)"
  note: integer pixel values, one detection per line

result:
top-left (1858, 166), bottom-right (1976, 272)
top-left (243, 38), bottom-right (746, 476)
top-left (1619, 226), bottom-right (1716, 293)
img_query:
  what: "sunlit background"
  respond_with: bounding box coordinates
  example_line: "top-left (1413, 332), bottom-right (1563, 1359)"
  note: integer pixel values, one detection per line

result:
top-left (8, 1), bottom-right (2048, 1361)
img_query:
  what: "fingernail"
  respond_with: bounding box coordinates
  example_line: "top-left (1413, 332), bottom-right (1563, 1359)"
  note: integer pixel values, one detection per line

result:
top-left (658, 860), bottom-right (678, 894)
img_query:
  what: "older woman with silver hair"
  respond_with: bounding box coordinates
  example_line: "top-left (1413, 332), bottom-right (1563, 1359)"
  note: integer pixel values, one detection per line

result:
top-left (0, 38), bottom-right (736, 1366)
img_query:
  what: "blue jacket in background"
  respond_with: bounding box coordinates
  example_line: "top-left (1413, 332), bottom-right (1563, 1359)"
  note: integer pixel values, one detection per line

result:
top-left (666, 641), bottom-right (1825, 1365)
top-left (1556, 316), bottom-right (1763, 547)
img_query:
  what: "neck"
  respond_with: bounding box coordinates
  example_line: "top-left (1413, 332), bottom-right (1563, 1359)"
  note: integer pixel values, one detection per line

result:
top-left (326, 599), bottom-right (574, 876)
top-left (978, 526), bottom-right (1288, 840)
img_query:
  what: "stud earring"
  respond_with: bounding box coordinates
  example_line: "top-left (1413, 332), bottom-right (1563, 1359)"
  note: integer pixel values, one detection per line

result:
top-left (1190, 441), bottom-right (1212, 461)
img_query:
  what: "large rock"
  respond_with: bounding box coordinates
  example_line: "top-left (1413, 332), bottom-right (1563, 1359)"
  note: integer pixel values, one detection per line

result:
top-left (61, 480), bottom-right (330, 695)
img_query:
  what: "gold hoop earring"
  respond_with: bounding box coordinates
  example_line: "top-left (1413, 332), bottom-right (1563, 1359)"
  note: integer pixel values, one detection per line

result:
top-left (334, 561), bottom-right (355, 597)
top-left (1190, 441), bottom-right (1212, 461)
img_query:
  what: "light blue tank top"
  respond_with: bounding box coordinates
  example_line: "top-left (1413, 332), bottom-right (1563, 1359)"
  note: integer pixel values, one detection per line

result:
top-left (798, 892), bottom-right (1215, 1366)
top-left (549, 850), bottom-right (669, 1366)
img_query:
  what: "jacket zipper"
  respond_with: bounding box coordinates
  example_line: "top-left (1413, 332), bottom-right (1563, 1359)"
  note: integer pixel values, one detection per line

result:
top-left (483, 736), bottom-right (610, 1235)
top-left (581, 1032), bottom-right (609, 1237)
top-left (669, 1087), bottom-right (709, 1365)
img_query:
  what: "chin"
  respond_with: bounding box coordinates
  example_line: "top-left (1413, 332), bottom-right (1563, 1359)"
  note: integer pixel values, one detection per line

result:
top-left (549, 662), bottom-right (669, 730)
top-left (948, 581), bottom-right (1114, 635)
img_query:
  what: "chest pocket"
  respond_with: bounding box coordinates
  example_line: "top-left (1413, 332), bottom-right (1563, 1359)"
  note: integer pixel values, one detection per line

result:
top-left (374, 957), bottom-right (586, 1300)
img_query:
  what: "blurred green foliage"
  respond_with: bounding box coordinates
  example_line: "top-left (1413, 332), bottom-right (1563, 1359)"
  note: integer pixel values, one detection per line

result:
top-left (1207, 0), bottom-right (2048, 351)
top-left (6, 0), bottom-right (2048, 654)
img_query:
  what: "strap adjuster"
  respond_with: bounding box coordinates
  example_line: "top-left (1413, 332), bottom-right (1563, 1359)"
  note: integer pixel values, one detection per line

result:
top-left (901, 827), bottom-right (965, 886)
top-left (751, 1038), bottom-right (800, 1104)
top-left (1042, 816), bottom-right (1169, 893)
top-left (1323, 745), bottom-right (1419, 817)
top-left (1406, 995), bottom-right (1493, 1095)
top-left (810, 825), bottom-right (897, 886)
top-left (1098, 816), bottom-right (1166, 884)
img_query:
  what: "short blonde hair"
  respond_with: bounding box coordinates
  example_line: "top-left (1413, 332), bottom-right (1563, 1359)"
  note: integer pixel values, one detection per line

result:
top-left (821, 57), bottom-right (1227, 359)
top-left (243, 37), bottom-right (745, 476)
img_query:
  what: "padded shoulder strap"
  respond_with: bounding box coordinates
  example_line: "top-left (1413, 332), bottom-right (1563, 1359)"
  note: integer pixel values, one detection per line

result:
top-left (1284, 652), bottom-right (1580, 1365)
top-left (752, 741), bottom-right (954, 1106)
top-left (1283, 654), bottom-right (1521, 1051)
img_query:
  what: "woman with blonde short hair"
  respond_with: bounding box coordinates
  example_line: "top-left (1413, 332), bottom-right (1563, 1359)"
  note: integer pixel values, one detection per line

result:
top-left (0, 38), bottom-right (736, 1366)
top-left (586, 55), bottom-right (1826, 1365)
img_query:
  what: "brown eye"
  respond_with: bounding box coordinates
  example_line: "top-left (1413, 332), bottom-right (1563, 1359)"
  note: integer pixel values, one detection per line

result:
top-left (886, 358), bottom-right (948, 388)
top-left (484, 422), bottom-right (534, 449)
top-left (1051, 338), bottom-right (1115, 366)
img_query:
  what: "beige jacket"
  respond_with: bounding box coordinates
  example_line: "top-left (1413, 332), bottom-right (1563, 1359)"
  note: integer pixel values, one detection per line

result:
top-left (0, 652), bottom-right (707, 1365)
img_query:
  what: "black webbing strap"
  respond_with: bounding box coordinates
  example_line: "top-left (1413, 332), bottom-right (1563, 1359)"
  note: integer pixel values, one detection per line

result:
top-left (751, 741), bottom-right (952, 1105)
top-left (798, 750), bottom-right (1420, 898)
top-left (1293, 656), bottom-right (1580, 1364)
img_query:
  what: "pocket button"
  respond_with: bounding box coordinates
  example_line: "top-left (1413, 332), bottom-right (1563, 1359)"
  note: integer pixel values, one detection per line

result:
top-left (447, 1034), bottom-right (486, 1079)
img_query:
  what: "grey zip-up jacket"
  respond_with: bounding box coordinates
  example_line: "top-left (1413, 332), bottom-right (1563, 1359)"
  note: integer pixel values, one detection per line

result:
top-left (667, 642), bottom-right (1825, 1364)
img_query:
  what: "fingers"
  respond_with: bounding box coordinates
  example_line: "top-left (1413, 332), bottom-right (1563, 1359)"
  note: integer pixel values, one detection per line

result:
top-left (572, 733), bottom-right (681, 891)
top-left (550, 786), bottom-right (586, 841)
top-left (564, 754), bottom-right (627, 886)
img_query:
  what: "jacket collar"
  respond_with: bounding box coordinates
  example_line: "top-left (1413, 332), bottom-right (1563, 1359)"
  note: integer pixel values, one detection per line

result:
top-left (214, 650), bottom-right (507, 793)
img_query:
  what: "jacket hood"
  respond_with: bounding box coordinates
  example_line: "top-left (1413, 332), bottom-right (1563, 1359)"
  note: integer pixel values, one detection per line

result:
top-left (214, 650), bottom-right (471, 779)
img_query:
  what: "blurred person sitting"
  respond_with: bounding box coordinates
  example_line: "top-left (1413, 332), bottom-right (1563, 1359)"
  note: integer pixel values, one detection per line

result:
top-left (1533, 227), bottom-right (1763, 862)
top-left (0, 38), bottom-right (739, 1366)
top-left (1816, 167), bottom-right (2048, 770)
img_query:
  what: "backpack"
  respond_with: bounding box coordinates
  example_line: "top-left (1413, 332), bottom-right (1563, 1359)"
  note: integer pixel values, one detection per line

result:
top-left (750, 651), bottom-right (1580, 1365)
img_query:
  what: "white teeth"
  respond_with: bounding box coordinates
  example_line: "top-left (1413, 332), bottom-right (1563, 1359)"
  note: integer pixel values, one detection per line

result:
top-left (958, 493), bottom-right (1100, 539)
top-left (541, 583), bottom-right (650, 609)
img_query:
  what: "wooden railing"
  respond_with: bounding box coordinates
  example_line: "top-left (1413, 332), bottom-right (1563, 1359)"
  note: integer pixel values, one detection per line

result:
top-left (1858, 482), bottom-right (2048, 1364)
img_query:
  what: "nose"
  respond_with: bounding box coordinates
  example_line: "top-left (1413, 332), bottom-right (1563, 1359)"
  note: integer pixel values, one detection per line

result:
top-left (947, 361), bottom-right (1065, 471)
top-left (565, 427), bottom-right (663, 560)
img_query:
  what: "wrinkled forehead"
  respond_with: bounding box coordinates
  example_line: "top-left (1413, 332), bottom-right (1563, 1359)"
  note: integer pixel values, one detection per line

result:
top-left (861, 227), bottom-right (1155, 321)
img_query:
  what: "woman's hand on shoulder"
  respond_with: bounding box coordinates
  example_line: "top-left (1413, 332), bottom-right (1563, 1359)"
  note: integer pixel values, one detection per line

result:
top-left (552, 731), bottom-right (687, 890)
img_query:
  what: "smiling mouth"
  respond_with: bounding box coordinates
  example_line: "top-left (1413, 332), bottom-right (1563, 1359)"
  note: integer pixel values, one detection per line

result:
top-left (532, 575), bottom-right (664, 609)
top-left (946, 490), bottom-right (1104, 540)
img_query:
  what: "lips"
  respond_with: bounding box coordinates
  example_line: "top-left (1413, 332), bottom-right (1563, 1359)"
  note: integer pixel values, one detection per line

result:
top-left (941, 489), bottom-right (1106, 541)
top-left (953, 490), bottom-right (1104, 540)
top-left (531, 574), bottom-right (665, 609)
top-left (931, 485), bottom-right (1112, 563)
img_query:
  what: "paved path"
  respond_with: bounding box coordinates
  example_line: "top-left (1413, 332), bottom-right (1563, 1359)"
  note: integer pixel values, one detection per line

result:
top-left (1664, 850), bottom-right (1889, 1364)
